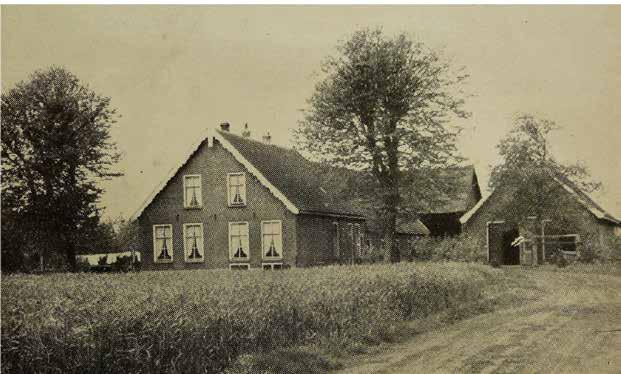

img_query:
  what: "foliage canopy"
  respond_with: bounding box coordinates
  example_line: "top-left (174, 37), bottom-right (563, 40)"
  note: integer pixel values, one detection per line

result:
top-left (1, 66), bottom-right (121, 271)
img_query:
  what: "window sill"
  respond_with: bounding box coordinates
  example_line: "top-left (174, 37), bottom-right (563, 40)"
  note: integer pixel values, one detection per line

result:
top-left (185, 259), bottom-right (204, 263)
top-left (230, 263), bottom-right (250, 270)
top-left (155, 259), bottom-right (173, 264)
top-left (184, 206), bottom-right (203, 210)
top-left (228, 203), bottom-right (247, 208)
top-left (263, 257), bottom-right (283, 262)
top-left (561, 251), bottom-right (577, 255)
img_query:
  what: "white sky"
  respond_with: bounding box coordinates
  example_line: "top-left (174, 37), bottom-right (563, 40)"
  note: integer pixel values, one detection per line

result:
top-left (2, 5), bottom-right (620, 219)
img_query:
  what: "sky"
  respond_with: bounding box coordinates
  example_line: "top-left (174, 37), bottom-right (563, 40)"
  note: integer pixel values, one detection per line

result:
top-left (2, 5), bottom-right (620, 219)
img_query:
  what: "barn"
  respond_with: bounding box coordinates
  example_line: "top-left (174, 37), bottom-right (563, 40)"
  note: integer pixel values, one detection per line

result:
top-left (418, 165), bottom-right (483, 237)
top-left (460, 176), bottom-right (621, 265)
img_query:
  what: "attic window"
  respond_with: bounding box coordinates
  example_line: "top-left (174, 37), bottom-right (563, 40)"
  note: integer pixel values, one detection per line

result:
top-left (227, 173), bottom-right (247, 207)
top-left (183, 175), bottom-right (202, 208)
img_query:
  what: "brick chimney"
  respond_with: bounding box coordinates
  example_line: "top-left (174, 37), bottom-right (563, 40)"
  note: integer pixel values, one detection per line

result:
top-left (262, 132), bottom-right (272, 144)
top-left (220, 122), bottom-right (231, 132)
top-left (242, 123), bottom-right (251, 138)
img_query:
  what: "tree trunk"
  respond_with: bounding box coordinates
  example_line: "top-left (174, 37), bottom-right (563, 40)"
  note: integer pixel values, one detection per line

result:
top-left (382, 187), bottom-right (400, 263)
top-left (66, 239), bottom-right (77, 272)
top-left (383, 212), bottom-right (399, 263)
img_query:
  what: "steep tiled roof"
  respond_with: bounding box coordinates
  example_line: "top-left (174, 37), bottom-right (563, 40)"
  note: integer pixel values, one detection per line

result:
top-left (364, 215), bottom-right (430, 236)
top-left (460, 174), bottom-right (621, 226)
top-left (397, 219), bottom-right (431, 236)
top-left (133, 128), bottom-right (460, 234)
top-left (218, 130), bottom-right (364, 217)
top-left (554, 174), bottom-right (621, 225)
top-left (419, 165), bottom-right (482, 214)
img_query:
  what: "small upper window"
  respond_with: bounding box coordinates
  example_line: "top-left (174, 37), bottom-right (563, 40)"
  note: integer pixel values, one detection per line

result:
top-left (183, 223), bottom-right (204, 263)
top-left (183, 175), bottom-right (202, 208)
top-left (229, 222), bottom-right (250, 261)
top-left (153, 224), bottom-right (173, 263)
top-left (227, 173), bottom-right (247, 207)
top-left (262, 220), bottom-right (283, 260)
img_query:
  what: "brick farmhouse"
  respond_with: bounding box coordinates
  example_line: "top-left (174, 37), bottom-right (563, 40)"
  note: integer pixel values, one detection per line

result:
top-left (133, 124), bottom-right (447, 270)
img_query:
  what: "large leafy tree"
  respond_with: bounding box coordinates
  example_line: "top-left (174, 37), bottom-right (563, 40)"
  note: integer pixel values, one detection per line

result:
top-left (296, 28), bottom-right (469, 262)
top-left (489, 114), bottom-right (600, 235)
top-left (1, 67), bottom-right (121, 271)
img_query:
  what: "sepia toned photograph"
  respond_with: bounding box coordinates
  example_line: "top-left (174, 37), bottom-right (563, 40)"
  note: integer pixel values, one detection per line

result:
top-left (1, 4), bottom-right (620, 373)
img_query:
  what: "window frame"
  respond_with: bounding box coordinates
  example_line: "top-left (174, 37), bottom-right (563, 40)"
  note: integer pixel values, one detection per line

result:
top-left (261, 220), bottom-right (283, 261)
top-left (558, 234), bottom-right (580, 254)
top-left (262, 262), bottom-right (283, 270)
top-left (227, 172), bottom-right (247, 207)
top-left (229, 263), bottom-right (250, 270)
top-left (183, 223), bottom-right (205, 263)
top-left (183, 174), bottom-right (203, 209)
top-left (153, 224), bottom-right (173, 264)
top-left (228, 221), bottom-right (250, 262)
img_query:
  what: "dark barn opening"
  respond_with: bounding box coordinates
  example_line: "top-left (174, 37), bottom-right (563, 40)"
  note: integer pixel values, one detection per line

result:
top-left (419, 212), bottom-right (463, 237)
top-left (501, 228), bottom-right (520, 265)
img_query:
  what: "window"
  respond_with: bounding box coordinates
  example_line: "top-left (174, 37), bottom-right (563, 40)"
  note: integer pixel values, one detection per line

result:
top-left (230, 263), bottom-right (250, 270)
top-left (348, 223), bottom-right (354, 259)
top-left (354, 223), bottom-right (362, 257)
top-left (262, 220), bottom-right (283, 260)
top-left (333, 222), bottom-right (340, 257)
top-left (227, 173), bottom-right (247, 206)
top-left (183, 223), bottom-right (204, 263)
top-left (183, 175), bottom-right (202, 208)
top-left (263, 263), bottom-right (283, 270)
top-left (542, 234), bottom-right (580, 255)
top-left (229, 222), bottom-right (250, 261)
top-left (153, 224), bottom-right (173, 263)
top-left (559, 235), bottom-right (579, 253)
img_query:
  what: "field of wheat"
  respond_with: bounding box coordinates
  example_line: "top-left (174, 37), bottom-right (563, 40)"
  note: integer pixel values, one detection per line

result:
top-left (1, 262), bottom-right (502, 373)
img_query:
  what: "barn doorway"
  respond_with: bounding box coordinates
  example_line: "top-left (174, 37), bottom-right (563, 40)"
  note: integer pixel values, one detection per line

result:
top-left (501, 228), bottom-right (520, 265)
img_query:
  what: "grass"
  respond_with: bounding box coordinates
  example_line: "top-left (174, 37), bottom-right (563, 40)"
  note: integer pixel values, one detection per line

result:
top-left (549, 261), bottom-right (621, 277)
top-left (1, 262), bottom-right (504, 373)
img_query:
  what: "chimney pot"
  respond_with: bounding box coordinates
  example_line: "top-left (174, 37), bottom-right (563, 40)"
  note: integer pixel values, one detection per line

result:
top-left (220, 122), bottom-right (231, 132)
top-left (262, 132), bottom-right (272, 144)
top-left (242, 123), bottom-right (251, 138)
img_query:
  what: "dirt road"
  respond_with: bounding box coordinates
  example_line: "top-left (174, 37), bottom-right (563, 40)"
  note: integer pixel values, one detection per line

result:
top-left (339, 268), bottom-right (621, 373)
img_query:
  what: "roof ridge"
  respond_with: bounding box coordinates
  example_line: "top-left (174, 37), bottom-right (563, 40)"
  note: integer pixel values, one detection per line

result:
top-left (216, 129), bottom-right (298, 154)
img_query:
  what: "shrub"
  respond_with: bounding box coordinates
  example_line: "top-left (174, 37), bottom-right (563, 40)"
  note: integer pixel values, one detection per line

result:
top-left (1, 262), bottom-right (502, 373)
top-left (415, 234), bottom-right (486, 263)
top-left (577, 236), bottom-right (616, 264)
top-left (110, 254), bottom-right (140, 272)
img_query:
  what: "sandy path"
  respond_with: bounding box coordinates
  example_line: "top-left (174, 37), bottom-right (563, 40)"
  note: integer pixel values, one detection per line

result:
top-left (338, 269), bottom-right (621, 374)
